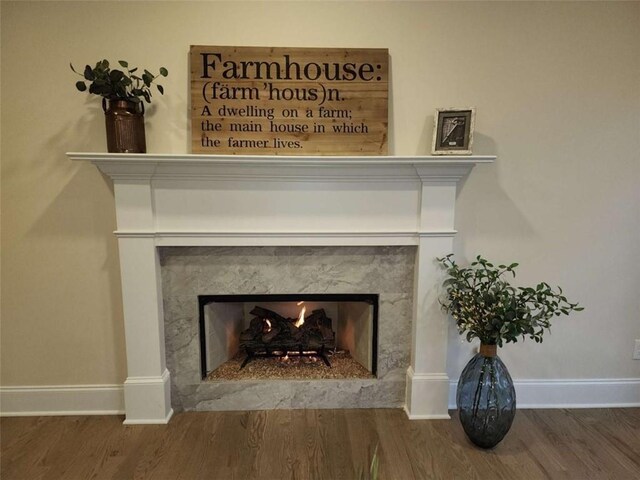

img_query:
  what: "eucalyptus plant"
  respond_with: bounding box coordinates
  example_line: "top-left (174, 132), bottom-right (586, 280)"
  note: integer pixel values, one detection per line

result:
top-left (71, 59), bottom-right (168, 104)
top-left (437, 254), bottom-right (583, 346)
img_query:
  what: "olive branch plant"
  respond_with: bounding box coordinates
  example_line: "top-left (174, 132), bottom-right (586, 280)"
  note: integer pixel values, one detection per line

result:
top-left (437, 254), bottom-right (583, 346)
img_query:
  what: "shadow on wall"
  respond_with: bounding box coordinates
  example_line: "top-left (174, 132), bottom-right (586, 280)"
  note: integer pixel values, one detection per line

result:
top-left (418, 116), bottom-right (537, 251)
top-left (417, 113), bottom-right (434, 155)
top-left (0, 99), bottom-right (103, 181)
top-left (453, 153), bottom-right (538, 256)
top-left (445, 150), bottom-right (539, 376)
top-left (20, 105), bottom-right (127, 379)
top-left (145, 89), bottom-right (188, 153)
top-left (27, 103), bottom-right (117, 251)
top-left (387, 55), bottom-right (395, 155)
top-left (57, 97), bottom-right (106, 153)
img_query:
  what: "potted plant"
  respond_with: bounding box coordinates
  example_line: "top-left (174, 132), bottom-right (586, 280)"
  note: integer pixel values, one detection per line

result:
top-left (437, 254), bottom-right (583, 449)
top-left (71, 59), bottom-right (168, 153)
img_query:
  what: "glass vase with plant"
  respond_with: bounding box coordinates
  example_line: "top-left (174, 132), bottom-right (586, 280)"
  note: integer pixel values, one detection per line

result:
top-left (437, 254), bottom-right (583, 449)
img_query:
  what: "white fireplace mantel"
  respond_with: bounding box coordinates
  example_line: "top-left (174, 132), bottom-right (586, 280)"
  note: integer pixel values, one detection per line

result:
top-left (68, 153), bottom-right (494, 424)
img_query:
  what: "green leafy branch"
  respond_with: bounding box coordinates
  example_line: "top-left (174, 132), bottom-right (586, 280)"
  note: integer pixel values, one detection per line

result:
top-left (437, 254), bottom-right (583, 346)
top-left (71, 59), bottom-right (168, 104)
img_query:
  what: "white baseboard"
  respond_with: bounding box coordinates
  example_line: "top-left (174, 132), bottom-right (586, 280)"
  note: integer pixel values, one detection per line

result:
top-left (0, 384), bottom-right (124, 417)
top-left (2, 378), bottom-right (638, 417)
top-left (448, 378), bottom-right (640, 409)
top-left (403, 404), bottom-right (451, 420)
top-left (122, 370), bottom-right (173, 424)
top-left (122, 408), bottom-right (174, 425)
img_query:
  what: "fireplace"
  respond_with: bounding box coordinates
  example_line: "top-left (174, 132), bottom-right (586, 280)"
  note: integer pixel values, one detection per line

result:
top-left (199, 294), bottom-right (379, 379)
top-left (161, 245), bottom-right (412, 413)
top-left (68, 152), bottom-right (494, 423)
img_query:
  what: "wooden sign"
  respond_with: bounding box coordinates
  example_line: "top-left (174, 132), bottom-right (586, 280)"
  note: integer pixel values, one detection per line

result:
top-left (190, 46), bottom-right (388, 155)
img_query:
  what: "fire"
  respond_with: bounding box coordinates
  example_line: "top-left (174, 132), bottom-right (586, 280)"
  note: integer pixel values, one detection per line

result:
top-left (294, 304), bottom-right (306, 328)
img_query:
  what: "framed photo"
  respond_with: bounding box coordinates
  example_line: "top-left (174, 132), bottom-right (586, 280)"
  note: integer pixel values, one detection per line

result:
top-left (432, 108), bottom-right (475, 155)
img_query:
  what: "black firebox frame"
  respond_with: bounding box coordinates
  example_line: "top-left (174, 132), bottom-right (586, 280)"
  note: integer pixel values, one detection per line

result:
top-left (198, 293), bottom-right (379, 380)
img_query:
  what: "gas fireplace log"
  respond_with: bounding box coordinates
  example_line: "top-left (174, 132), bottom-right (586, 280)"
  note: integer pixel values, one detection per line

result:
top-left (319, 326), bottom-right (334, 341)
top-left (299, 309), bottom-right (334, 341)
top-left (249, 306), bottom-right (288, 324)
top-left (302, 309), bottom-right (320, 327)
top-left (249, 316), bottom-right (263, 331)
top-left (286, 324), bottom-right (304, 342)
top-left (240, 316), bottom-right (264, 341)
top-left (239, 331), bottom-right (254, 342)
top-left (302, 309), bottom-right (331, 329)
top-left (239, 304), bottom-right (336, 353)
top-left (262, 326), bottom-right (281, 343)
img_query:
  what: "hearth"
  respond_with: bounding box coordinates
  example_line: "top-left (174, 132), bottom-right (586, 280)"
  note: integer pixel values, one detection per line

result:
top-left (198, 293), bottom-right (378, 380)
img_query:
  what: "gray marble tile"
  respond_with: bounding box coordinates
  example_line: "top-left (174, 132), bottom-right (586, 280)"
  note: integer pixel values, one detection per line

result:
top-left (161, 246), bottom-right (415, 412)
top-left (193, 381), bottom-right (294, 411)
top-left (163, 295), bottom-right (201, 393)
top-left (377, 294), bottom-right (412, 377)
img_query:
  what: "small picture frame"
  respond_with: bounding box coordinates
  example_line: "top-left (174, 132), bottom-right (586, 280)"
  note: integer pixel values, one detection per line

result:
top-left (432, 108), bottom-right (476, 155)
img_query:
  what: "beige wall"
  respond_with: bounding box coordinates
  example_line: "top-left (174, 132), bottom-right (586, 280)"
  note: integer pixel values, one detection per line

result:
top-left (1, 1), bottom-right (639, 387)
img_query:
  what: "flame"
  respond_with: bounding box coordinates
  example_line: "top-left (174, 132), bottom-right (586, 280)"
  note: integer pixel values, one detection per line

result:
top-left (294, 304), bottom-right (306, 328)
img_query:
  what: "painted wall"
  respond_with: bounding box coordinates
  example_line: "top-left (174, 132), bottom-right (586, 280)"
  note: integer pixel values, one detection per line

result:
top-left (2, 1), bottom-right (639, 388)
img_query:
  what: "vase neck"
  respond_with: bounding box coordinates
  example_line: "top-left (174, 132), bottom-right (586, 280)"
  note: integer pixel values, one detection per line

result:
top-left (479, 343), bottom-right (497, 357)
top-left (102, 98), bottom-right (144, 115)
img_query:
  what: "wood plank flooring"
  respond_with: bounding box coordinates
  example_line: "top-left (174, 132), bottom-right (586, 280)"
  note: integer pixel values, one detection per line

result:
top-left (1, 408), bottom-right (639, 479)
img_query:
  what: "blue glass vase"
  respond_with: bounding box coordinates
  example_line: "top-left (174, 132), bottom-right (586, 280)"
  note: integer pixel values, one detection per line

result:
top-left (456, 344), bottom-right (516, 449)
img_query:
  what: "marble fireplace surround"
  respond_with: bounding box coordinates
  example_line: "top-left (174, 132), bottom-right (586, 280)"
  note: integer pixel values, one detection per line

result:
top-left (161, 245), bottom-right (414, 414)
top-left (68, 153), bottom-right (494, 424)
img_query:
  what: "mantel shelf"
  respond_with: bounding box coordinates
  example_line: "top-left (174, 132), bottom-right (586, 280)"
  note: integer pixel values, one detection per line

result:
top-left (68, 153), bottom-right (495, 182)
top-left (68, 152), bottom-right (495, 165)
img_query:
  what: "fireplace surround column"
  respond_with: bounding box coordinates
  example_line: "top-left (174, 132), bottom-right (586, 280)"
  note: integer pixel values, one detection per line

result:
top-left (405, 169), bottom-right (461, 419)
top-left (69, 153), bottom-right (494, 423)
top-left (113, 174), bottom-right (173, 424)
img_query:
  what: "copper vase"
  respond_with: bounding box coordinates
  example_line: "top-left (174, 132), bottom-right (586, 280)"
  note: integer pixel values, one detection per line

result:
top-left (102, 98), bottom-right (146, 153)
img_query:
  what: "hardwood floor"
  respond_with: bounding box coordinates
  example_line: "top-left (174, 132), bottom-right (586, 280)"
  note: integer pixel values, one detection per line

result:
top-left (1, 408), bottom-right (639, 479)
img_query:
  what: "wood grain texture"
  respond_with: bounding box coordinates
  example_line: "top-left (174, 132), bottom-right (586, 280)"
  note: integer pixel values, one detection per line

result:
top-left (190, 46), bottom-right (388, 156)
top-left (1, 409), bottom-right (639, 479)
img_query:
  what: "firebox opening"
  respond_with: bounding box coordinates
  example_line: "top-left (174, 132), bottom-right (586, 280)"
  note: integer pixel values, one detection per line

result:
top-left (198, 294), bottom-right (379, 380)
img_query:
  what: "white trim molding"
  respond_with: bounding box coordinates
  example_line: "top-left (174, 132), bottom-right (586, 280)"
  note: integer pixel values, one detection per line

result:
top-left (122, 370), bottom-right (174, 425)
top-left (3, 377), bottom-right (637, 418)
top-left (404, 367), bottom-right (452, 419)
top-left (68, 153), bottom-right (494, 423)
top-left (0, 384), bottom-right (124, 417)
top-left (67, 153), bottom-right (495, 183)
top-left (114, 230), bottom-right (459, 247)
top-left (447, 378), bottom-right (640, 410)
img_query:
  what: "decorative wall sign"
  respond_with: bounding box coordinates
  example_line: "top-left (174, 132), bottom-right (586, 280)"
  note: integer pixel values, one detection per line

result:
top-left (190, 46), bottom-right (388, 155)
top-left (432, 108), bottom-right (476, 155)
